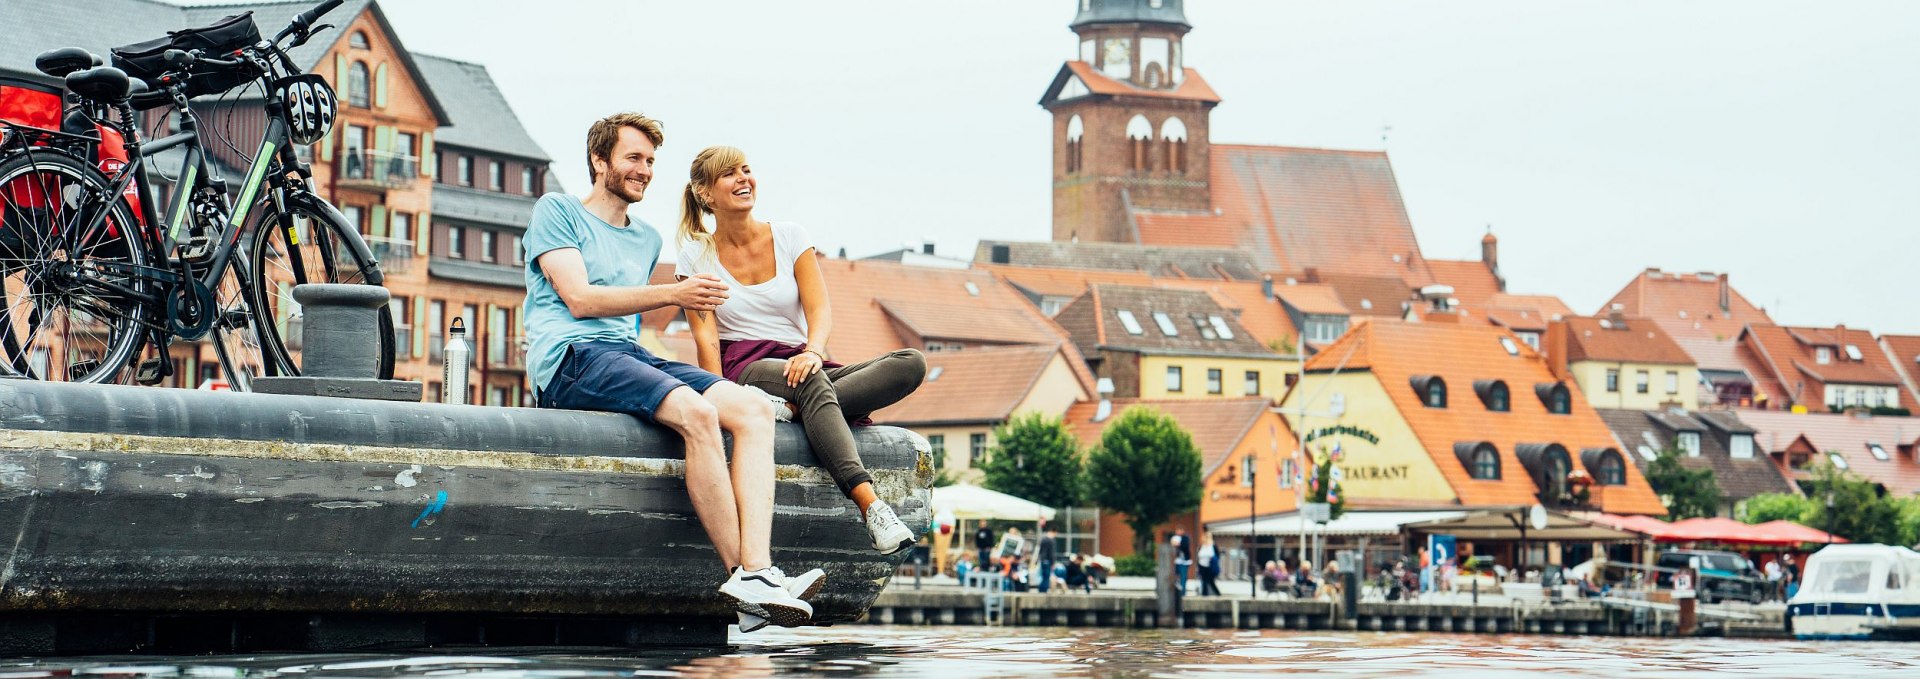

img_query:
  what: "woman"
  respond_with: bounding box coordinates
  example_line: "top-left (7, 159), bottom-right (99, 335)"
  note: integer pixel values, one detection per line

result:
top-left (677, 146), bottom-right (927, 555)
top-left (1196, 536), bottom-right (1222, 596)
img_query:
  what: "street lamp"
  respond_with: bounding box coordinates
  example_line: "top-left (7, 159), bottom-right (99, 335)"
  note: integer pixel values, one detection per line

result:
top-left (1825, 491), bottom-right (1836, 546)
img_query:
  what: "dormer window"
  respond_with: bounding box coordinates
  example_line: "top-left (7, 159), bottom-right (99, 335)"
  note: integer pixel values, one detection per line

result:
top-left (1474, 380), bottom-right (1511, 412)
top-left (1535, 382), bottom-right (1572, 414)
top-left (1730, 434), bottom-right (1755, 459)
top-left (1455, 442), bottom-right (1501, 480)
top-left (1817, 347), bottom-right (1832, 364)
top-left (1678, 431), bottom-right (1701, 457)
top-left (1116, 310), bottom-right (1144, 335)
top-left (1517, 443), bottom-right (1573, 499)
top-left (1412, 375), bottom-right (1447, 408)
top-left (1583, 448), bottom-right (1628, 486)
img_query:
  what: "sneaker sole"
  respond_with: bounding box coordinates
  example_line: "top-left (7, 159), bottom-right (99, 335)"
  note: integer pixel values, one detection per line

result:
top-left (737, 613), bottom-right (770, 633)
top-left (872, 524), bottom-right (915, 554)
top-left (723, 592), bottom-right (813, 628)
top-left (793, 575), bottom-right (826, 601)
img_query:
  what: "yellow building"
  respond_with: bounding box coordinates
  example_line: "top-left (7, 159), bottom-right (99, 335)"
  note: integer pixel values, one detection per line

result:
top-left (1546, 314), bottom-right (1701, 411)
top-left (1053, 284), bottom-right (1296, 400)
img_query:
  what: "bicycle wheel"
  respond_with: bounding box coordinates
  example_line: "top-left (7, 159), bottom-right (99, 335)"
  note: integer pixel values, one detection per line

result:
top-left (245, 191), bottom-right (395, 379)
top-left (0, 150), bottom-right (151, 383)
top-left (208, 244), bottom-right (272, 391)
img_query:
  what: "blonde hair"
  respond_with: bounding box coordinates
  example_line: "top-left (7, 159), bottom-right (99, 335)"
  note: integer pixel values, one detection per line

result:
top-left (677, 145), bottom-right (749, 257)
top-left (585, 112), bottom-right (664, 184)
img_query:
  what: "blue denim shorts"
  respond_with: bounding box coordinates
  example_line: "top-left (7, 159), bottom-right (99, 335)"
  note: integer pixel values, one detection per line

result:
top-left (538, 340), bottom-right (726, 421)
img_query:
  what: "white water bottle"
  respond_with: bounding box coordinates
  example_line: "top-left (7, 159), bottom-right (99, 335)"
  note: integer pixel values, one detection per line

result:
top-left (442, 317), bottom-right (471, 404)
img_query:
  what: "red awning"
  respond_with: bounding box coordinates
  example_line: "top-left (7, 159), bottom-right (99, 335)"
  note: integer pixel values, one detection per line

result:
top-left (1578, 514), bottom-right (1847, 546)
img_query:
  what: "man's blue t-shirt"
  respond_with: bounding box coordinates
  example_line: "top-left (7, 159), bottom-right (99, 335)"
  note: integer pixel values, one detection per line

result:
top-left (522, 193), bottom-right (661, 396)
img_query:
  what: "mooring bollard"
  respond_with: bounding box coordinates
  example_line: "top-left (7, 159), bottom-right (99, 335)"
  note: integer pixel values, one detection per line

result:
top-left (253, 283), bottom-right (424, 401)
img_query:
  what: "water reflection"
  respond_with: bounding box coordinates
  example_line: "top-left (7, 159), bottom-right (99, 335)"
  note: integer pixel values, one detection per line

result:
top-left (3, 626), bottom-right (1918, 678)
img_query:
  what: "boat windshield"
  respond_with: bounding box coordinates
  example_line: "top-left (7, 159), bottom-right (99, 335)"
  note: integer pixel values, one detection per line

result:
top-left (1806, 559), bottom-right (1876, 595)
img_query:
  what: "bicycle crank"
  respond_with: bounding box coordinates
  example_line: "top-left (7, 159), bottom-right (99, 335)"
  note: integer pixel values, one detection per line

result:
top-left (166, 278), bottom-right (219, 340)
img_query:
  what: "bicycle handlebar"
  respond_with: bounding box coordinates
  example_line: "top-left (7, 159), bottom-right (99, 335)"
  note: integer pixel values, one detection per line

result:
top-left (274, 0), bottom-right (344, 46)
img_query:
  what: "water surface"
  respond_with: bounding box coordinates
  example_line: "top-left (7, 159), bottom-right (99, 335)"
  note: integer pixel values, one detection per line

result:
top-left (4, 626), bottom-right (1916, 678)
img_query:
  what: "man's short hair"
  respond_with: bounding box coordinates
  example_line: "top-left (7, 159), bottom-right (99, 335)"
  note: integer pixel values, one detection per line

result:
top-left (586, 112), bottom-right (665, 183)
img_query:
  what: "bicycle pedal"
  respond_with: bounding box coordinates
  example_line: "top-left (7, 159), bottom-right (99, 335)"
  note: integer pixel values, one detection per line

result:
top-left (179, 236), bottom-right (214, 262)
top-left (135, 356), bottom-right (171, 385)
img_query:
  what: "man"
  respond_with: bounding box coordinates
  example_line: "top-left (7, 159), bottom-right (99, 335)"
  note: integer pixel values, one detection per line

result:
top-left (974, 524), bottom-right (995, 571)
top-left (524, 112), bottom-right (815, 633)
top-left (1037, 528), bottom-right (1059, 594)
top-left (1764, 555), bottom-right (1784, 602)
top-left (1171, 528), bottom-right (1193, 595)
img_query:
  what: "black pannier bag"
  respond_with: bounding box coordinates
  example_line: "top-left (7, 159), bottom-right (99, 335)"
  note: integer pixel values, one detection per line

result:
top-left (110, 12), bottom-right (262, 98)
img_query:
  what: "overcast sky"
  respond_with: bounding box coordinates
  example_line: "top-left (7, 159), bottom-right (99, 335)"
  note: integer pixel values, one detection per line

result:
top-left (370, 1), bottom-right (1919, 334)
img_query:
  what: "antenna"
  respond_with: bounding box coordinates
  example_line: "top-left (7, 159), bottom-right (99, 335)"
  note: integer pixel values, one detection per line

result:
top-left (1380, 123), bottom-right (1392, 146)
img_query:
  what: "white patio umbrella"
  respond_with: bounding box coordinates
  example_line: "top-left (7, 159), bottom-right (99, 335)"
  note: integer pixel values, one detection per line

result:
top-left (932, 483), bottom-right (1057, 522)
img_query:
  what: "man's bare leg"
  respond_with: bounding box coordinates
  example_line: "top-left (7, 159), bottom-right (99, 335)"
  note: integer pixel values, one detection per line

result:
top-left (654, 386), bottom-right (744, 569)
top-left (706, 382), bottom-right (776, 571)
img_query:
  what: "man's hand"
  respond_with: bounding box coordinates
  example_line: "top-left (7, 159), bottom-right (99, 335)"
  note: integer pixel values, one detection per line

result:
top-left (673, 273), bottom-right (730, 311)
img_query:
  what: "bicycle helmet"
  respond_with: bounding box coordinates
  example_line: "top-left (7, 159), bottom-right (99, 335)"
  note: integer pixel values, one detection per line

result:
top-left (276, 73), bottom-right (336, 146)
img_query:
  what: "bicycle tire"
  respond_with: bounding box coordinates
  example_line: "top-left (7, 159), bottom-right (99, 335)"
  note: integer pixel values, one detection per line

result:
top-left (245, 190), bottom-right (396, 380)
top-left (0, 150), bottom-right (152, 383)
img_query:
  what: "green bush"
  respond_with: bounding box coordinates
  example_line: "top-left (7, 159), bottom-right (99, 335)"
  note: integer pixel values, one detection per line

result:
top-left (1115, 554), bottom-right (1156, 577)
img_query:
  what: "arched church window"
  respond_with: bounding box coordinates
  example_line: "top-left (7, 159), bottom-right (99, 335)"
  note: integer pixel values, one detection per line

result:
top-left (1161, 117), bottom-right (1188, 174)
top-left (1127, 115), bottom-right (1152, 172)
top-left (1066, 115), bottom-right (1085, 174)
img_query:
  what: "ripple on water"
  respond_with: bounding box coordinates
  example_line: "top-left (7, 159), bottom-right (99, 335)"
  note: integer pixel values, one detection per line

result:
top-left (7, 627), bottom-right (1920, 678)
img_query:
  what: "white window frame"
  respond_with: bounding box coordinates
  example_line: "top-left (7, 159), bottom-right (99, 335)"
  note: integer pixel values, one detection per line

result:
top-left (1678, 431), bottom-right (1701, 458)
top-left (1166, 365), bottom-right (1183, 393)
top-left (1152, 311), bottom-right (1179, 336)
top-left (1730, 434), bottom-right (1755, 459)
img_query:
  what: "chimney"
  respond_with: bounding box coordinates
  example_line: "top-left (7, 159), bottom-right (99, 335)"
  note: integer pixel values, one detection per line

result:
top-left (921, 240), bottom-right (936, 256)
top-left (1261, 274), bottom-right (1274, 300)
top-left (1608, 303), bottom-right (1626, 328)
top-left (990, 244), bottom-right (1011, 264)
top-left (1481, 229), bottom-right (1499, 271)
top-left (1717, 273), bottom-right (1730, 313)
top-left (836, 247), bottom-right (847, 259)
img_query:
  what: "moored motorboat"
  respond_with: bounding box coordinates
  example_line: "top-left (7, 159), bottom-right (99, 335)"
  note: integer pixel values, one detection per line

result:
top-left (1786, 544), bottom-right (1920, 640)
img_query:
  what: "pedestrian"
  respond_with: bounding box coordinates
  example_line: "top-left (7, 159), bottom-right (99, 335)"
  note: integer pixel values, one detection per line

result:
top-left (675, 146), bottom-right (927, 555)
top-left (1037, 528), bottom-right (1059, 594)
top-left (524, 113), bottom-right (815, 633)
top-left (974, 524), bottom-right (995, 570)
top-left (1197, 535), bottom-right (1222, 596)
top-left (1783, 553), bottom-right (1801, 600)
top-left (1171, 528), bottom-right (1193, 595)
top-left (1764, 555), bottom-right (1784, 602)
top-left (1065, 554), bottom-right (1093, 594)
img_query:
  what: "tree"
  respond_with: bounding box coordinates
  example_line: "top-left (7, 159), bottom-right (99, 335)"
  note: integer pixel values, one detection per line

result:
top-left (1805, 461), bottom-right (1903, 545)
top-left (1642, 446), bottom-right (1722, 520)
top-left (1740, 493), bottom-right (1814, 524)
top-left (1085, 406), bottom-right (1204, 553)
top-left (979, 412), bottom-right (1084, 509)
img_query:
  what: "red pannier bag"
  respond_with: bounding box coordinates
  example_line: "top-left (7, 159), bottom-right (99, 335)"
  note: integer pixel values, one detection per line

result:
top-left (0, 76), bottom-right (147, 245)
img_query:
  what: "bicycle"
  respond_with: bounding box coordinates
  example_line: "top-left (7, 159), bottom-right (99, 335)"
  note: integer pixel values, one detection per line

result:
top-left (0, 0), bottom-right (393, 390)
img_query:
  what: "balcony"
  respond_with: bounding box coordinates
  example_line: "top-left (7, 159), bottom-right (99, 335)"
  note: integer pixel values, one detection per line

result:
top-left (487, 333), bottom-right (527, 371)
top-left (365, 236), bottom-right (416, 275)
top-left (337, 149), bottom-right (419, 191)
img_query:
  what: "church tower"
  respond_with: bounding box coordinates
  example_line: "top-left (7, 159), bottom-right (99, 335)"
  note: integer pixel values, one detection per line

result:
top-left (1041, 0), bottom-right (1220, 244)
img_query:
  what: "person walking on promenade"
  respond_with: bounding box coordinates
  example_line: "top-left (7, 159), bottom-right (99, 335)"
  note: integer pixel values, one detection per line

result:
top-left (1764, 555), bottom-right (1784, 602)
top-left (524, 113), bottom-right (815, 632)
top-left (1037, 528), bottom-right (1060, 593)
top-left (1197, 536), bottom-right (1222, 596)
top-left (975, 524), bottom-right (996, 571)
top-left (675, 145), bottom-right (926, 555)
top-left (1171, 528), bottom-right (1194, 595)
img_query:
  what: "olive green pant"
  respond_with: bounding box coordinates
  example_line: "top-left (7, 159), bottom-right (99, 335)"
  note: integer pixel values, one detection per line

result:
top-left (738, 348), bottom-right (927, 497)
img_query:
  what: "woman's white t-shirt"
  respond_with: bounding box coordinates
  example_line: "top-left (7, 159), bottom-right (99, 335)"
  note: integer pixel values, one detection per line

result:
top-left (675, 222), bottom-right (813, 345)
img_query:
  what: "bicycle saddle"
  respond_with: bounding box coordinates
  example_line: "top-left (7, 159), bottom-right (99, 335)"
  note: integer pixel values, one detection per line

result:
top-left (65, 67), bottom-right (133, 104)
top-left (35, 47), bottom-right (101, 79)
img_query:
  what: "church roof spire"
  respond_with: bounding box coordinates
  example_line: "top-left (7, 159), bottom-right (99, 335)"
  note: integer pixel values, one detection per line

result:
top-left (1071, 0), bottom-right (1190, 30)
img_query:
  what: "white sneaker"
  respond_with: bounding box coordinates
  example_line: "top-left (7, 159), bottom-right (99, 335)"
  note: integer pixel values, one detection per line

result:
top-left (780, 567), bottom-right (827, 600)
top-left (736, 611), bottom-right (770, 633)
top-left (720, 566), bottom-right (813, 628)
top-left (865, 501), bottom-right (915, 554)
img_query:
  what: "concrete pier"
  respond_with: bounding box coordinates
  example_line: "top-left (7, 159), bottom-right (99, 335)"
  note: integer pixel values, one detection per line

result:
top-left (0, 380), bottom-right (932, 653)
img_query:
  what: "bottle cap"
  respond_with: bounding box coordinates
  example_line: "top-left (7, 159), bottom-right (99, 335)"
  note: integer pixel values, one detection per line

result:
top-left (450, 317), bottom-right (466, 335)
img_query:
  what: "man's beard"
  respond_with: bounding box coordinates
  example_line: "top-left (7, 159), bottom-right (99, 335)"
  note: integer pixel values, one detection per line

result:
top-left (602, 174), bottom-right (647, 204)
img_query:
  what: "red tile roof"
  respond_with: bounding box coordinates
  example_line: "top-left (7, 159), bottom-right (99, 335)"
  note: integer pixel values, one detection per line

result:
top-left (1132, 145), bottom-right (1433, 285)
top-left (1881, 335), bottom-right (1920, 411)
top-left (1739, 410), bottom-right (1920, 497)
top-left (1600, 269), bottom-right (1773, 370)
top-left (1490, 294), bottom-right (1575, 321)
top-left (979, 264), bottom-right (1158, 299)
top-left (1558, 316), bottom-right (1695, 366)
top-left (1274, 282), bottom-right (1350, 316)
top-left (1056, 61), bottom-right (1222, 104)
top-left (1063, 397), bottom-right (1272, 472)
top-left (1301, 322), bottom-right (1667, 515)
top-left (1426, 259), bottom-right (1502, 310)
top-left (872, 344), bottom-right (1067, 427)
top-left (1739, 324), bottom-right (1907, 408)
top-left (815, 258), bottom-right (1097, 393)
top-left (1311, 272), bottom-right (1417, 318)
